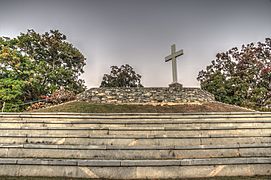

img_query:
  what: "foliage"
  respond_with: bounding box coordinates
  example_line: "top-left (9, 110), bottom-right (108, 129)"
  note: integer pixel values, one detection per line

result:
top-left (27, 89), bottom-right (76, 111)
top-left (0, 37), bottom-right (33, 111)
top-left (17, 29), bottom-right (86, 95)
top-left (0, 30), bottom-right (86, 111)
top-left (48, 89), bottom-right (76, 104)
top-left (28, 102), bottom-right (47, 111)
top-left (100, 64), bottom-right (143, 87)
top-left (198, 38), bottom-right (271, 109)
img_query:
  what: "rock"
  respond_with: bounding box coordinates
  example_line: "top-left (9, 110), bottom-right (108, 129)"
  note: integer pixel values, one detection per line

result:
top-left (91, 97), bottom-right (100, 102)
top-left (97, 93), bottom-right (105, 97)
top-left (76, 87), bottom-right (215, 105)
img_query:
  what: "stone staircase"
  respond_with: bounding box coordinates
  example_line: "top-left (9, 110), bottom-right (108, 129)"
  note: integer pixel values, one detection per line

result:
top-left (0, 112), bottom-right (270, 179)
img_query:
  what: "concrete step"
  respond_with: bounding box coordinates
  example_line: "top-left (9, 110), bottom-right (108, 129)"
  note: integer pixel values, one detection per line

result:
top-left (0, 129), bottom-right (269, 138)
top-left (0, 157), bottom-right (270, 166)
top-left (2, 112), bottom-right (270, 116)
top-left (0, 143), bottom-right (269, 160)
top-left (1, 116), bottom-right (271, 123)
top-left (1, 112), bottom-right (271, 120)
top-left (0, 122), bottom-right (270, 129)
top-left (0, 136), bottom-right (270, 146)
top-left (0, 112), bottom-right (269, 179)
top-left (1, 112), bottom-right (271, 117)
top-left (0, 164), bottom-right (269, 179)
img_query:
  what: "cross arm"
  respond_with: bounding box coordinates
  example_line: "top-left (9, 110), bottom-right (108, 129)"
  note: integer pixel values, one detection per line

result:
top-left (165, 49), bottom-right (184, 62)
top-left (165, 55), bottom-right (173, 62)
top-left (175, 50), bottom-right (184, 57)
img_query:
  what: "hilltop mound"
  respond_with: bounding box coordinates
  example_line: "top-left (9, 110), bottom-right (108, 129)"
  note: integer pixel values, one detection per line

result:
top-left (36, 101), bottom-right (253, 113)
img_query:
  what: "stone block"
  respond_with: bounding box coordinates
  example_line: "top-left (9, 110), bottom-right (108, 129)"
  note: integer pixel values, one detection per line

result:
top-left (180, 157), bottom-right (271, 166)
top-left (78, 160), bottom-right (121, 167)
top-left (18, 165), bottom-right (80, 178)
top-left (121, 160), bottom-right (181, 166)
top-left (91, 97), bottom-right (100, 102)
top-left (0, 159), bottom-right (17, 164)
top-left (239, 148), bottom-right (271, 157)
top-left (78, 167), bottom-right (137, 179)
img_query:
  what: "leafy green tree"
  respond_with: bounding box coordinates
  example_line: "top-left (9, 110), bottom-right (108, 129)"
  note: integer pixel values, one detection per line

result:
top-left (198, 38), bottom-right (271, 109)
top-left (17, 29), bottom-right (86, 95)
top-left (0, 37), bottom-right (34, 111)
top-left (0, 30), bottom-right (86, 111)
top-left (100, 64), bottom-right (143, 87)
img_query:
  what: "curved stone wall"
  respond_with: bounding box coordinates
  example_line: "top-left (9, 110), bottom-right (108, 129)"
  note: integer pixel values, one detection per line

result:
top-left (77, 87), bottom-right (215, 104)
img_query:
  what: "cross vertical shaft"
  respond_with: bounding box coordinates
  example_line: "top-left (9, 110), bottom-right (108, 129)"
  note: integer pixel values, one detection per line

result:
top-left (171, 44), bottom-right (178, 83)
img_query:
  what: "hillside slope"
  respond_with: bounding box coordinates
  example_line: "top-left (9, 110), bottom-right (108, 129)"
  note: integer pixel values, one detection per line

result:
top-left (36, 101), bottom-right (254, 113)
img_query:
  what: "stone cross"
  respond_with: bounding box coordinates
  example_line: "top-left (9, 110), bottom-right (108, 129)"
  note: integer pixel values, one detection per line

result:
top-left (165, 44), bottom-right (184, 84)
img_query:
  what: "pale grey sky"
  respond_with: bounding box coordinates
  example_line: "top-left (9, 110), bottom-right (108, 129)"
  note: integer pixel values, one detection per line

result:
top-left (0, 0), bottom-right (271, 88)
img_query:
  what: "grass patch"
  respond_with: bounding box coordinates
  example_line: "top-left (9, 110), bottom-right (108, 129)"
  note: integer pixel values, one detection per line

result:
top-left (36, 101), bottom-right (252, 113)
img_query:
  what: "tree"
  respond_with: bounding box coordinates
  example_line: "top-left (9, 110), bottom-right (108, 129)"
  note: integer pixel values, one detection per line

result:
top-left (17, 29), bottom-right (86, 95)
top-left (0, 30), bottom-right (86, 111)
top-left (197, 38), bottom-right (271, 110)
top-left (100, 64), bottom-right (143, 87)
top-left (0, 37), bottom-right (34, 111)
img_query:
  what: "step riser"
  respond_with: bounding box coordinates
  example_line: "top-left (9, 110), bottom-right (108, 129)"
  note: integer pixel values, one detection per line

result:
top-left (0, 157), bottom-right (270, 166)
top-left (0, 148), bottom-right (270, 160)
top-left (2, 117), bottom-right (271, 123)
top-left (0, 137), bottom-right (270, 146)
top-left (107, 129), bottom-right (271, 137)
top-left (0, 123), bottom-right (270, 129)
top-left (0, 129), bottom-right (269, 137)
top-left (0, 164), bottom-right (270, 179)
top-left (2, 113), bottom-right (271, 118)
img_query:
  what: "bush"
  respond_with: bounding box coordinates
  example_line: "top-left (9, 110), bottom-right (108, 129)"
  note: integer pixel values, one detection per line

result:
top-left (48, 89), bottom-right (76, 104)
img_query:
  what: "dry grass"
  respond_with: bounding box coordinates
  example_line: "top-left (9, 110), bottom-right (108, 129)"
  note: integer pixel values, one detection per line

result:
top-left (35, 101), bottom-right (253, 113)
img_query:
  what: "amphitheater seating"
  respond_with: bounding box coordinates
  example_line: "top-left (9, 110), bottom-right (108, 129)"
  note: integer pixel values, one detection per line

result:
top-left (0, 112), bottom-right (270, 179)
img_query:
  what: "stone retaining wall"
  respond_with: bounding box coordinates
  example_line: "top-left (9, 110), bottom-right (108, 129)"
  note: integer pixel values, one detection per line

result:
top-left (77, 87), bottom-right (215, 104)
